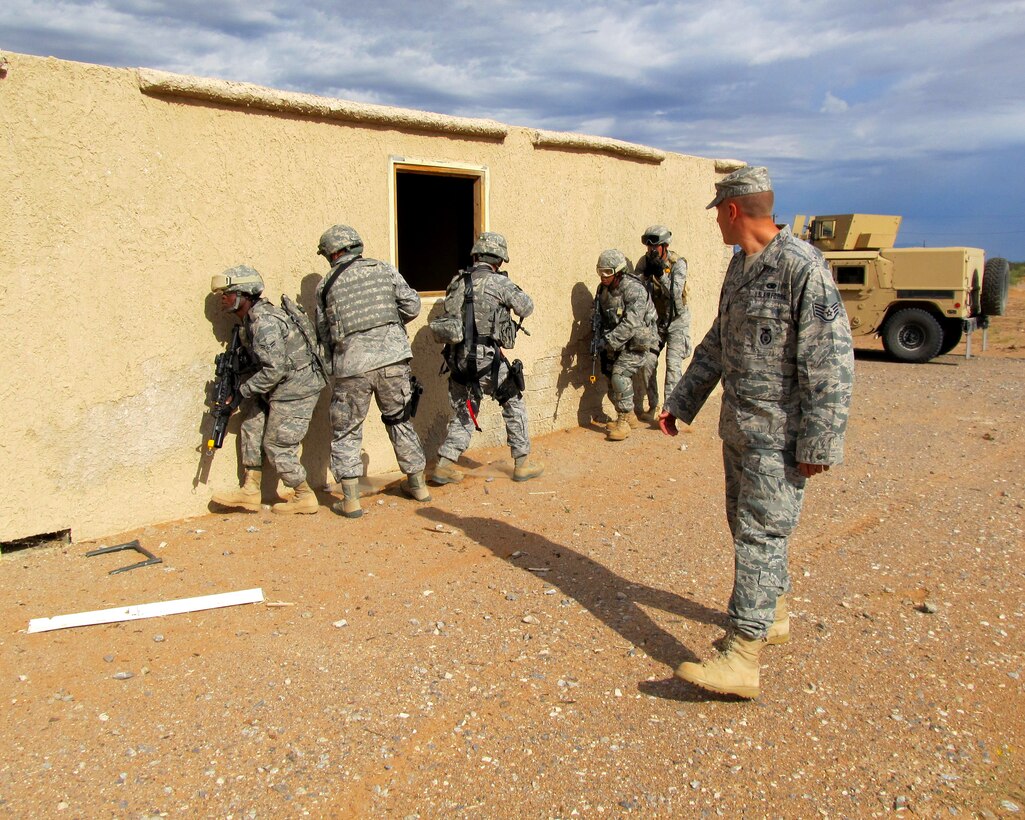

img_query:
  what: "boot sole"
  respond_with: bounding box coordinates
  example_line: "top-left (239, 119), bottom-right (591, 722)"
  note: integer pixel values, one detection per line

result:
top-left (674, 668), bottom-right (759, 699)
top-left (513, 473), bottom-right (543, 482)
top-left (211, 501), bottom-right (261, 512)
top-left (272, 507), bottom-right (319, 515)
top-left (330, 504), bottom-right (363, 519)
top-left (430, 475), bottom-right (463, 485)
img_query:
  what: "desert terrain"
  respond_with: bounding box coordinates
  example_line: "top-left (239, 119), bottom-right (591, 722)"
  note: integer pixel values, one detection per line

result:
top-left (2, 288), bottom-right (1024, 818)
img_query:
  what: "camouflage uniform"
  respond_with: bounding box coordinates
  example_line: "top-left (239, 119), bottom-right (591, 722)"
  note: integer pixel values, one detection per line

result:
top-left (636, 250), bottom-right (692, 407)
top-left (315, 256), bottom-right (426, 480)
top-left (437, 262), bottom-right (535, 461)
top-left (236, 299), bottom-right (326, 487)
top-left (596, 271), bottom-right (660, 414)
top-left (665, 227), bottom-right (854, 638)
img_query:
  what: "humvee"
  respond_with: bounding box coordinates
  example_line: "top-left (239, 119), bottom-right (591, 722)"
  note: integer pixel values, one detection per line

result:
top-left (795, 214), bottom-right (1010, 363)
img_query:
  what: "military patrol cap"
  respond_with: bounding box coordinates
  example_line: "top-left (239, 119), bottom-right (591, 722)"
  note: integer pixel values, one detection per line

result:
top-left (211, 265), bottom-right (264, 296)
top-left (706, 165), bottom-right (772, 209)
top-left (596, 249), bottom-right (628, 277)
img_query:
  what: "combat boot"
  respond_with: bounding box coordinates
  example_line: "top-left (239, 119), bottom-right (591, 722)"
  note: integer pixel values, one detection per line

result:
top-left (675, 632), bottom-right (765, 699)
top-left (715, 596), bottom-right (790, 653)
top-left (625, 411), bottom-right (642, 429)
top-left (637, 404), bottom-right (660, 424)
top-left (605, 413), bottom-right (632, 441)
top-left (431, 457), bottom-right (465, 485)
top-left (766, 594), bottom-right (790, 645)
top-left (401, 471), bottom-right (432, 502)
top-left (272, 481), bottom-right (319, 515)
top-left (331, 478), bottom-right (363, 519)
top-left (211, 469), bottom-right (262, 511)
top-left (513, 456), bottom-right (544, 482)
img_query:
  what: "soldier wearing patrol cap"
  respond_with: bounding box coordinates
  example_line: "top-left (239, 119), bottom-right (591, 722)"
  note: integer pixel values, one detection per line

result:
top-left (314, 224), bottom-right (431, 519)
top-left (634, 224), bottom-right (692, 423)
top-left (659, 165), bottom-right (855, 699)
top-left (209, 265), bottom-right (327, 514)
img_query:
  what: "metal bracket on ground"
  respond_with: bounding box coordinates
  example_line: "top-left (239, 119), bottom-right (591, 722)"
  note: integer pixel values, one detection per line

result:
top-left (86, 539), bottom-right (163, 574)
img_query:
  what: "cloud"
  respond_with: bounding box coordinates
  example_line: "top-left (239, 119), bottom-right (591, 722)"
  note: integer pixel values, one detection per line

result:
top-left (2, 0), bottom-right (1025, 256)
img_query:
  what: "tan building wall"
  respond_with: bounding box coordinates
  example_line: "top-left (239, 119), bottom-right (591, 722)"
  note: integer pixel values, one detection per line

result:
top-left (0, 51), bottom-right (736, 543)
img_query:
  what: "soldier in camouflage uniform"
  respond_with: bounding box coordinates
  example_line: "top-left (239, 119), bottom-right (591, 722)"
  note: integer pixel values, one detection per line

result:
top-left (593, 249), bottom-right (660, 442)
top-left (660, 166), bottom-right (854, 699)
top-left (635, 224), bottom-right (692, 422)
top-left (314, 224), bottom-right (431, 519)
top-left (430, 232), bottom-right (544, 484)
top-left (210, 266), bottom-right (327, 515)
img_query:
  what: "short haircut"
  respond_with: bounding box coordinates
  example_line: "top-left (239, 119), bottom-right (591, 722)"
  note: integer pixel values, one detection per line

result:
top-left (735, 191), bottom-right (774, 218)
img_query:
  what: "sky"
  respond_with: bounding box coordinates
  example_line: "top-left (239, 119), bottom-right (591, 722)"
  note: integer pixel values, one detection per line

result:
top-left (4, 0), bottom-right (1025, 259)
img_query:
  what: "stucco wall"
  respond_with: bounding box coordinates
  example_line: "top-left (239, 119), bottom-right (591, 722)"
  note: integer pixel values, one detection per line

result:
top-left (0, 51), bottom-right (735, 543)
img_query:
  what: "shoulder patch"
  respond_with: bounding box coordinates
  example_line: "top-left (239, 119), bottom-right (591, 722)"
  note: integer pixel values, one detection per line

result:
top-left (813, 302), bottom-right (843, 322)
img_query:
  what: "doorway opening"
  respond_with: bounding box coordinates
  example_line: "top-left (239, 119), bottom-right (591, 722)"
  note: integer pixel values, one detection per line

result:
top-left (391, 159), bottom-right (487, 295)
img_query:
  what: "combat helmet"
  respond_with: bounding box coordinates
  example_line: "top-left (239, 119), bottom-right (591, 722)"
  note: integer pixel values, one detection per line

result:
top-left (471, 231), bottom-right (509, 264)
top-left (317, 224), bottom-right (364, 259)
top-left (641, 224), bottom-right (672, 246)
top-left (210, 265), bottom-right (265, 296)
top-left (596, 249), bottom-right (628, 277)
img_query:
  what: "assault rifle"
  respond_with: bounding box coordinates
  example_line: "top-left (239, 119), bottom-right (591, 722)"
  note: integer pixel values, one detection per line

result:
top-left (205, 325), bottom-right (253, 453)
top-left (589, 291), bottom-right (603, 384)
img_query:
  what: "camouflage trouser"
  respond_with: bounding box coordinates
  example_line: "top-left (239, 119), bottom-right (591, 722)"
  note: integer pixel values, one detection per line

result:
top-left (239, 393), bottom-right (319, 487)
top-left (645, 310), bottom-right (692, 409)
top-left (438, 355), bottom-right (531, 461)
top-left (329, 362), bottom-right (427, 480)
top-left (610, 349), bottom-right (657, 414)
top-left (722, 442), bottom-right (807, 639)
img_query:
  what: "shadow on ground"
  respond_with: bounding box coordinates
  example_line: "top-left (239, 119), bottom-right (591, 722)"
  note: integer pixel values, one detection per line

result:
top-left (416, 506), bottom-right (733, 700)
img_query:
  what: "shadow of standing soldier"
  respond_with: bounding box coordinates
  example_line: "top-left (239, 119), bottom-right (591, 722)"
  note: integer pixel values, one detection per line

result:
top-left (553, 281), bottom-right (611, 428)
top-left (415, 506), bottom-right (727, 698)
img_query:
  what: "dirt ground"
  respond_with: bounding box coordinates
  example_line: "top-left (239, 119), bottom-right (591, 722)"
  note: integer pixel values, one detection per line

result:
top-left (3, 289), bottom-right (1025, 819)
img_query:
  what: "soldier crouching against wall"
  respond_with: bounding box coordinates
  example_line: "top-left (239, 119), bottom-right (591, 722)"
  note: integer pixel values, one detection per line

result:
top-left (314, 224), bottom-right (431, 519)
top-left (429, 232), bottom-right (544, 484)
top-left (210, 266), bottom-right (326, 514)
top-left (592, 249), bottom-right (660, 442)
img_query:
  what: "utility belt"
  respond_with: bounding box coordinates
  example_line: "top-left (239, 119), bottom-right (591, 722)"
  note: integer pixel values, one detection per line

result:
top-left (443, 338), bottom-right (525, 406)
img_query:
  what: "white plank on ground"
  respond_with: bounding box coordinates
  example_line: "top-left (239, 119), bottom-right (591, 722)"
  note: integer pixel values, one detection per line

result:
top-left (26, 587), bottom-right (265, 634)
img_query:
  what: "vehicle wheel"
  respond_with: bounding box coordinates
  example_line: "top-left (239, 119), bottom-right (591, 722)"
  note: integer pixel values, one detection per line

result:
top-left (882, 308), bottom-right (944, 363)
top-left (937, 318), bottom-right (963, 356)
top-left (981, 257), bottom-right (1010, 316)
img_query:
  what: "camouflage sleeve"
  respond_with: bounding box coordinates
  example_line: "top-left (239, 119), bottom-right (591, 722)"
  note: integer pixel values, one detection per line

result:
top-left (794, 259), bottom-right (855, 465)
top-left (603, 279), bottom-right (648, 352)
top-left (664, 311), bottom-right (723, 423)
top-left (505, 281), bottom-right (534, 319)
top-left (393, 267), bottom-right (422, 323)
top-left (239, 317), bottom-right (289, 398)
top-left (313, 280), bottom-right (330, 344)
top-left (672, 257), bottom-right (688, 309)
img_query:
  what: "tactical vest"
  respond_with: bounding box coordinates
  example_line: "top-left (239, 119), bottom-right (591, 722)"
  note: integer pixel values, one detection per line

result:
top-left (322, 258), bottom-right (400, 340)
top-left (599, 271), bottom-right (650, 329)
top-left (443, 264), bottom-right (517, 349)
top-left (247, 302), bottom-right (317, 373)
top-left (641, 250), bottom-right (687, 323)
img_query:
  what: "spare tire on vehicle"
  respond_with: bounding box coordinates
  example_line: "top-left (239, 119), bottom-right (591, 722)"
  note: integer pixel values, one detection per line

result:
top-left (981, 257), bottom-right (1010, 316)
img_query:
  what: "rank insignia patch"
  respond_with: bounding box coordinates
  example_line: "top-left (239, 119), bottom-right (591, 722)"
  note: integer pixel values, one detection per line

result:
top-left (813, 302), bottom-right (842, 322)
